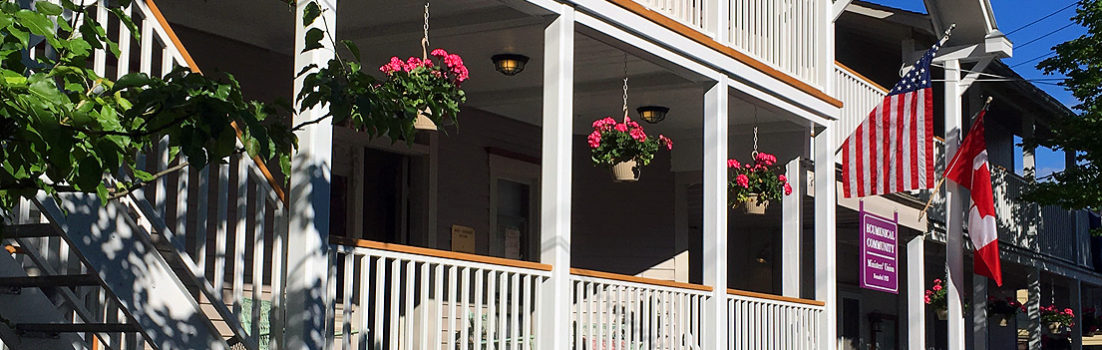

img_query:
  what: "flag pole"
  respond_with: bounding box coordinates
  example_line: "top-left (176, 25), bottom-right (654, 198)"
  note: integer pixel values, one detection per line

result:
top-left (917, 96), bottom-right (994, 220)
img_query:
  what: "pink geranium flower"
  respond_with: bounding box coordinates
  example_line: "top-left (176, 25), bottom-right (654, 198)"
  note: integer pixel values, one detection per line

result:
top-left (728, 159), bottom-right (741, 168)
top-left (736, 174), bottom-right (750, 188)
top-left (784, 183), bottom-right (793, 195)
top-left (614, 123), bottom-right (629, 132)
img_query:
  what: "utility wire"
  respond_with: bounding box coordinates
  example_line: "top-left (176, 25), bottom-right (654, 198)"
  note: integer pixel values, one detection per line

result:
top-left (1011, 51), bottom-right (1058, 68)
top-left (1016, 22), bottom-right (1077, 49)
top-left (1005, 2), bottom-right (1077, 36)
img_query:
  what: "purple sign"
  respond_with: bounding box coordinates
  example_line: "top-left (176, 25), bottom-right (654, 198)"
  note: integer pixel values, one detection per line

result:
top-left (859, 204), bottom-right (898, 294)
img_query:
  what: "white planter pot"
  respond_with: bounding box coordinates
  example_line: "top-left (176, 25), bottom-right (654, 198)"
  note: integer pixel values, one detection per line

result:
top-left (414, 109), bottom-right (438, 131)
top-left (742, 194), bottom-right (769, 215)
top-left (611, 160), bottom-right (639, 182)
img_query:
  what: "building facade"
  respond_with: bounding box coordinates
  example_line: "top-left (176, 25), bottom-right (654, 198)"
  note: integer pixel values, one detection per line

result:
top-left (1, 0), bottom-right (1097, 349)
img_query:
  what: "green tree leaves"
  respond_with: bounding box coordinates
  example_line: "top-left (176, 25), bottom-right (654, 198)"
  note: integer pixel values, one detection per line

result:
top-left (0, 1), bottom-right (295, 211)
top-left (1021, 0), bottom-right (1102, 226)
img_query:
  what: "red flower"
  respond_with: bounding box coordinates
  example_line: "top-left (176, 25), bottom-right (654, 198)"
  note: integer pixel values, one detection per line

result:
top-left (727, 159), bottom-right (741, 168)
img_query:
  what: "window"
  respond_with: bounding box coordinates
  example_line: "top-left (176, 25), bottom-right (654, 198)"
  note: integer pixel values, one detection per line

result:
top-left (488, 153), bottom-right (540, 261)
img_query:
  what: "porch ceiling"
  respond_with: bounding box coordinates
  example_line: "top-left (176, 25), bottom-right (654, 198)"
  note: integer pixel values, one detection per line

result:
top-left (157, 0), bottom-right (800, 139)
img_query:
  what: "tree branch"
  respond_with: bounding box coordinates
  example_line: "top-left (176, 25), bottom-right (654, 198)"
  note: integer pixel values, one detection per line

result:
top-left (107, 160), bottom-right (189, 200)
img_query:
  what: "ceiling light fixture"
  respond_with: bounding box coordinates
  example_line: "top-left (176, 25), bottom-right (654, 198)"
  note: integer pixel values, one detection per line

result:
top-left (491, 54), bottom-right (529, 76)
top-left (637, 106), bottom-right (670, 124)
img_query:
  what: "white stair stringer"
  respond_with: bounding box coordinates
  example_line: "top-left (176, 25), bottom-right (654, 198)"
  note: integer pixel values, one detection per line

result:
top-left (34, 192), bottom-right (231, 350)
top-left (0, 252), bottom-right (86, 350)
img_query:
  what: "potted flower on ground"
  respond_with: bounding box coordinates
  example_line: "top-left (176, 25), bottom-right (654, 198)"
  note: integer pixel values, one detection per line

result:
top-left (1041, 305), bottom-right (1075, 336)
top-left (987, 296), bottom-right (1026, 327)
top-left (377, 48), bottom-right (469, 131)
top-left (727, 153), bottom-right (792, 214)
top-left (588, 116), bottom-right (672, 182)
top-left (925, 278), bottom-right (948, 320)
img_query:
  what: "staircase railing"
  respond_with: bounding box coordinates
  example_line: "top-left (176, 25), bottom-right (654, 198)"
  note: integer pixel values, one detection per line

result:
top-left (3, 0), bottom-right (290, 348)
top-left (112, 0), bottom-right (290, 347)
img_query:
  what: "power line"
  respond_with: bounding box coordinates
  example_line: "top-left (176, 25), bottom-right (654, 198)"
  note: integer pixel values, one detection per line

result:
top-left (1005, 2), bottom-right (1077, 36)
top-left (1016, 22), bottom-right (1077, 49)
top-left (1011, 51), bottom-right (1058, 68)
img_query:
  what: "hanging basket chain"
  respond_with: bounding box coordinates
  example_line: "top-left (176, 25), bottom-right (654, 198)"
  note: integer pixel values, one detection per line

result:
top-left (622, 54), bottom-right (629, 120)
top-left (751, 104), bottom-right (759, 158)
top-left (422, 2), bottom-right (430, 60)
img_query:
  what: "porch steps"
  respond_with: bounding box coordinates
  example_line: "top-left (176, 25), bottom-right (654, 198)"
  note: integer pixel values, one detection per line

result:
top-left (33, 192), bottom-right (233, 350)
top-left (15, 323), bottom-right (142, 336)
top-left (2, 224), bottom-right (57, 239)
top-left (0, 250), bottom-right (88, 350)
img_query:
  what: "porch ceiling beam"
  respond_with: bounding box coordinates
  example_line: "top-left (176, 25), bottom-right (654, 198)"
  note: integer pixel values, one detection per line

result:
top-left (832, 0), bottom-right (855, 22)
top-left (568, 1), bottom-right (840, 123)
top-left (466, 72), bottom-right (697, 107)
top-left (339, 8), bottom-right (547, 43)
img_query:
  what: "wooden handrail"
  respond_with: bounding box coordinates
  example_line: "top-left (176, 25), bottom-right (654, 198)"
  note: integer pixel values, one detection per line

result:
top-left (570, 268), bottom-right (713, 292)
top-left (727, 288), bottom-right (826, 307)
top-left (144, 0), bottom-right (288, 204)
top-left (835, 61), bottom-right (889, 94)
top-left (605, 0), bottom-right (843, 109)
top-left (329, 236), bottom-right (553, 272)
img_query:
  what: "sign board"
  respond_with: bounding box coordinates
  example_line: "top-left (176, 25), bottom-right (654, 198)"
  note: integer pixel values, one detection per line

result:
top-left (504, 227), bottom-right (522, 260)
top-left (451, 225), bottom-right (476, 254)
top-left (859, 203), bottom-right (898, 294)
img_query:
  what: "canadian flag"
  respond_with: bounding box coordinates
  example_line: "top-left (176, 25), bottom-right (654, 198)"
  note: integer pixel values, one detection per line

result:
top-left (945, 109), bottom-right (1002, 286)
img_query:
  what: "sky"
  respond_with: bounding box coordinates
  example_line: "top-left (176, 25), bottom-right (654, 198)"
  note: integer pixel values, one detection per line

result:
top-left (869, 0), bottom-right (1084, 178)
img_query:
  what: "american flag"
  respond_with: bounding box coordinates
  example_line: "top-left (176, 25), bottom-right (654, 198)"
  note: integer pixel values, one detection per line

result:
top-left (841, 34), bottom-right (950, 198)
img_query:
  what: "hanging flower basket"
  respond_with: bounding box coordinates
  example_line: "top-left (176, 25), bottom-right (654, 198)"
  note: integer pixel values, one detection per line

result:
top-left (611, 160), bottom-right (639, 182)
top-left (377, 49), bottom-right (469, 133)
top-left (588, 116), bottom-right (672, 183)
top-left (1041, 305), bottom-right (1075, 336)
top-left (925, 278), bottom-right (948, 320)
top-left (987, 296), bottom-right (1025, 327)
top-left (727, 153), bottom-right (791, 214)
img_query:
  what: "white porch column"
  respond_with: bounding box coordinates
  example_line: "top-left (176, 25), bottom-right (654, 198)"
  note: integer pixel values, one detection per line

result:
top-left (538, 5), bottom-right (574, 350)
top-left (1028, 268), bottom-right (1043, 350)
top-left (906, 234), bottom-right (925, 350)
top-left (286, 0), bottom-right (336, 348)
top-left (782, 158), bottom-right (802, 298)
top-left (1073, 279), bottom-right (1084, 350)
top-left (975, 276), bottom-right (989, 349)
top-left (814, 124), bottom-right (837, 349)
top-left (943, 58), bottom-right (968, 350)
top-left (702, 76), bottom-right (729, 350)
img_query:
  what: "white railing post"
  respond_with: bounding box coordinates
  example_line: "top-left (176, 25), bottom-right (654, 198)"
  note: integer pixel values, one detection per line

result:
top-left (782, 158), bottom-right (802, 298)
top-left (539, 4), bottom-right (574, 350)
top-left (709, 0), bottom-right (729, 43)
top-left (819, 0), bottom-right (833, 92)
top-left (287, 0), bottom-right (336, 348)
top-left (703, 76), bottom-right (728, 350)
top-left (943, 58), bottom-right (967, 350)
top-left (814, 122), bottom-right (837, 349)
top-left (906, 234), bottom-right (925, 350)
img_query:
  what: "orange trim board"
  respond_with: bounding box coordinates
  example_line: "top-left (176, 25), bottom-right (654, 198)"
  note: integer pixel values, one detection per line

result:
top-left (605, 0), bottom-right (843, 109)
top-left (727, 288), bottom-right (826, 307)
top-left (329, 236), bottom-right (554, 271)
top-left (145, 0), bottom-right (288, 204)
top-left (570, 268), bottom-right (713, 292)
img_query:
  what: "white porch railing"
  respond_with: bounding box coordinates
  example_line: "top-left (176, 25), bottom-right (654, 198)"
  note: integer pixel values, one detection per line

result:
top-left (570, 269), bottom-right (711, 350)
top-left (624, 0), bottom-right (826, 88)
top-left (327, 238), bottom-right (552, 350)
top-left (727, 290), bottom-right (824, 350)
top-left (728, 0), bottom-right (824, 86)
top-left (636, 0), bottom-right (711, 36)
top-left (833, 63), bottom-right (888, 149)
